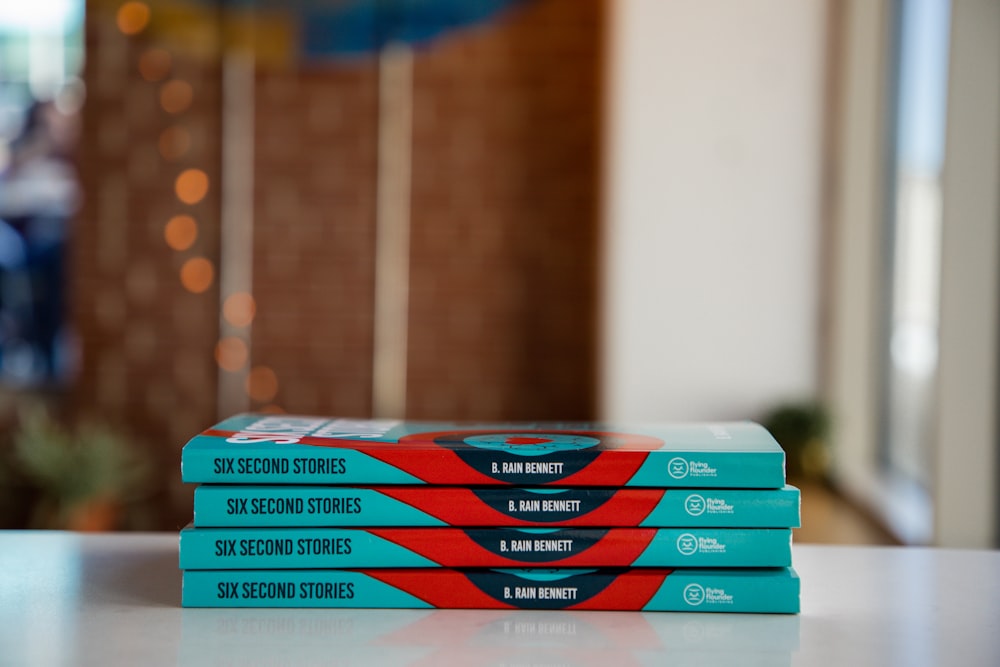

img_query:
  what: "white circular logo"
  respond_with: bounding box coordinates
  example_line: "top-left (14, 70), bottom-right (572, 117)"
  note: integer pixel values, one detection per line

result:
top-left (668, 457), bottom-right (689, 479)
top-left (684, 494), bottom-right (706, 516)
top-left (683, 583), bottom-right (705, 606)
top-left (676, 533), bottom-right (699, 555)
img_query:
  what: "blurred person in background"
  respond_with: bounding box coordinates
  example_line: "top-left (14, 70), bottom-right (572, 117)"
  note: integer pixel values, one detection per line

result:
top-left (0, 97), bottom-right (80, 385)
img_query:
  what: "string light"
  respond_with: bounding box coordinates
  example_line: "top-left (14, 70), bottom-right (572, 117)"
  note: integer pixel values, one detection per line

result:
top-left (215, 337), bottom-right (249, 372)
top-left (158, 126), bottom-right (191, 161)
top-left (160, 79), bottom-right (194, 114)
top-left (117, 2), bottom-right (151, 36)
top-left (138, 48), bottom-right (172, 82)
top-left (223, 292), bottom-right (257, 328)
top-left (175, 168), bottom-right (209, 205)
top-left (180, 257), bottom-right (215, 293)
top-left (246, 366), bottom-right (279, 403)
top-left (164, 214), bottom-right (198, 251)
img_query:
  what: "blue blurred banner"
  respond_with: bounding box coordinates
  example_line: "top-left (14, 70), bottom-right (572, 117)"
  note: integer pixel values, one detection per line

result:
top-left (109, 0), bottom-right (531, 61)
top-left (295, 0), bottom-right (529, 56)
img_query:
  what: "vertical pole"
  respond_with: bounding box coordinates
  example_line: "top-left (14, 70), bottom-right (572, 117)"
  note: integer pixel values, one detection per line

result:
top-left (217, 51), bottom-right (255, 418)
top-left (372, 45), bottom-right (414, 418)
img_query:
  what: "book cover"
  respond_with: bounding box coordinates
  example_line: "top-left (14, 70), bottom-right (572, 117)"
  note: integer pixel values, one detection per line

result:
top-left (181, 566), bottom-right (800, 613)
top-left (178, 526), bottom-right (792, 569)
top-left (193, 484), bottom-right (801, 528)
top-left (181, 414), bottom-right (786, 488)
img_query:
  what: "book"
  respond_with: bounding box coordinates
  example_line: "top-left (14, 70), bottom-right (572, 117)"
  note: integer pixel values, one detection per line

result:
top-left (193, 484), bottom-right (801, 528)
top-left (181, 414), bottom-right (786, 488)
top-left (181, 566), bottom-right (801, 612)
top-left (178, 526), bottom-right (792, 569)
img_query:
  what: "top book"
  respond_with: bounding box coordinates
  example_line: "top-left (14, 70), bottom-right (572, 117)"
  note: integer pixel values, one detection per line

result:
top-left (181, 414), bottom-right (786, 488)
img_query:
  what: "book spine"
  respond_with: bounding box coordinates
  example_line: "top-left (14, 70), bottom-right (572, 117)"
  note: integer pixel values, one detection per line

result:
top-left (181, 567), bottom-right (800, 613)
top-left (180, 447), bottom-right (426, 485)
top-left (193, 485), bottom-right (801, 528)
top-left (182, 445), bottom-right (786, 488)
top-left (178, 527), bottom-right (792, 569)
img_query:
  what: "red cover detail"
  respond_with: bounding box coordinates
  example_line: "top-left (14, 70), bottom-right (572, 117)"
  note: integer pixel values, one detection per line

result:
top-left (553, 451), bottom-right (649, 486)
top-left (360, 449), bottom-right (512, 485)
top-left (504, 437), bottom-right (553, 445)
top-left (362, 450), bottom-right (652, 486)
top-left (378, 487), bottom-right (666, 527)
top-left (204, 429), bottom-right (664, 450)
top-left (364, 569), bottom-right (514, 609)
top-left (368, 528), bottom-right (659, 567)
top-left (363, 568), bottom-right (673, 611)
top-left (203, 428), bottom-right (659, 486)
top-left (396, 430), bottom-right (664, 451)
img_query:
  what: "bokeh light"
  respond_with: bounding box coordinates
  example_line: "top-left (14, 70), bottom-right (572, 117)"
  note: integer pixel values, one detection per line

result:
top-left (175, 168), bottom-right (209, 204)
top-left (160, 79), bottom-right (194, 114)
top-left (246, 366), bottom-right (279, 403)
top-left (164, 214), bottom-right (198, 251)
top-left (180, 257), bottom-right (215, 293)
top-left (223, 292), bottom-right (256, 328)
top-left (117, 2), bottom-right (151, 36)
top-left (215, 337), bottom-right (249, 372)
top-left (138, 48), bottom-right (172, 82)
top-left (158, 126), bottom-right (191, 161)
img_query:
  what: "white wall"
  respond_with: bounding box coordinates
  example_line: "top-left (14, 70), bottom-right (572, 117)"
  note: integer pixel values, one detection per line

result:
top-left (600, 0), bottom-right (828, 421)
top-left (933, 0), bottom-right (1000, 548)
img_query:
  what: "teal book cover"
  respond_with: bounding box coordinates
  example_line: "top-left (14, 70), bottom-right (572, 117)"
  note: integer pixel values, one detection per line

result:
top-left (178, 526), bottom-right (792, 569)
top-left (193, 484), bottom-right (801, 528)
top-left (181, 566), bottom-right (800, 613)
top-left (181, 414), bottom-right (786, 488)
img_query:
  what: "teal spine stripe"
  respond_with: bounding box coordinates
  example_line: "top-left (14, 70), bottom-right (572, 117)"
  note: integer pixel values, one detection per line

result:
top-left (192, 485), bottom-right (801, 528)
top-left (178, 526), bottom-right (792, 569)
top-left (181, 567), bottom-right (800, 613)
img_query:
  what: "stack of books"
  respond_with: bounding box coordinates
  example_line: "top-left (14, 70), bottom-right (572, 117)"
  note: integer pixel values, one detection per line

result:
top-left (179, 414), bottom-right (800, 612)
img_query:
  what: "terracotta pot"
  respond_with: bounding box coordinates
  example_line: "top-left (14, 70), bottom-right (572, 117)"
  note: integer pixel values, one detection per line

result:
top-left (64, 497), bottom-right (121, 532)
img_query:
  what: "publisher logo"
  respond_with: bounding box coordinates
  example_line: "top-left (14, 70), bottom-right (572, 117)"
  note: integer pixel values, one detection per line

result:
top-left (684, 494), bottom-right (706, 516)
top-left (683, 584), bottom-right (705, 606)
top-left (668, 457), bottom-right (689, 479)
top-left (676, 533), bottom-right (699, 555)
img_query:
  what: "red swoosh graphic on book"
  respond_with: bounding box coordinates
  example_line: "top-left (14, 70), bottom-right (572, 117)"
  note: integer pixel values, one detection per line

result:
top-left (202, 429), bottom-right (654, 485)
top-left (362, 568), bottom-right (673, 610)
top-left (367, 528), bottom-right (658, 567)
top-left (378, 487), bottom-right (667, 526)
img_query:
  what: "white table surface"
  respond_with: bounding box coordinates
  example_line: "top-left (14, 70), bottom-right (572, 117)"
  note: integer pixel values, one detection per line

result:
top-left (0, 531), bottom-right (998, 666)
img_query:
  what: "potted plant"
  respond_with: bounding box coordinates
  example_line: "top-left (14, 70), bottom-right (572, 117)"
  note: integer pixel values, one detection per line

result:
top-left (761, 401), bottom-right (832, 481)
top-left (12, 408), bottom-right (151, 531)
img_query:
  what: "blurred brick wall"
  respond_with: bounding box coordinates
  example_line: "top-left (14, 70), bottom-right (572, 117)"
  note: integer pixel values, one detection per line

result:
top-left (74, 5), bottom-right (223, 524)
top-left (406, 0), bottom-right (602, 419)
top-left (247, 0), bottom-right (601, 421)
top-left (249, 67), bottom-right (379, 416)
top-left (72, 0), bottom-right (600, 525)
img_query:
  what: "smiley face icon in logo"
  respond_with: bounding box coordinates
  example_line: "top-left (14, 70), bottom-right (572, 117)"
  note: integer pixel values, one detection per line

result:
top-left (683, 583), bottom-right (706, 606)
top-left (668, 457), bottom-right (689, 479)
top-left (676, 533), bottom-right (699, 555)
top-left (684, 494), bottom-right (706, 516)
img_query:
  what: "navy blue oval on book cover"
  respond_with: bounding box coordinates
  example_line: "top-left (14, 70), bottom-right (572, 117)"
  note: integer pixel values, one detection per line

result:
top-left (470, 487), bottom-right (616, 522)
